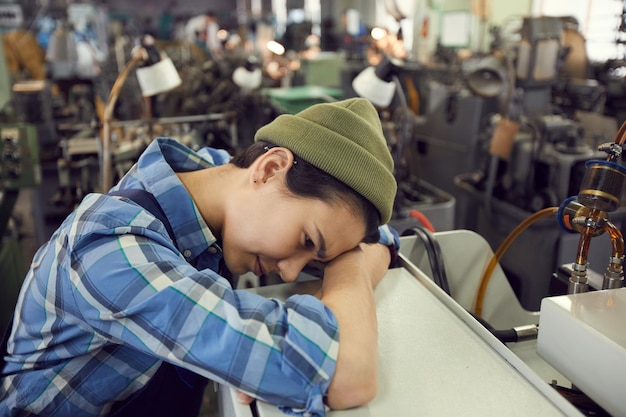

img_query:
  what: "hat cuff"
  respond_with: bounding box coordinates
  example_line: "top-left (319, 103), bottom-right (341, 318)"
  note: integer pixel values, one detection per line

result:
top-left (255, 114), bottom-right (396, 224)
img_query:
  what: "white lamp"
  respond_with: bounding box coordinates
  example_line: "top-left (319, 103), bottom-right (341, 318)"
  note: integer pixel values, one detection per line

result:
top-left (351, 56), bottom-right (402, 108)
top-left (232, 56), bottom-right (262, 91)
top-left (135, 58), bottom-right (182, 96)
top-left (101, 34), bottom-right (182, 192)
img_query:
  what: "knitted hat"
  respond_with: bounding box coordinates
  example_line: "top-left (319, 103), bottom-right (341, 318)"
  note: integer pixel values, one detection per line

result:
top-left (254, 98), bottom-right (396, 224)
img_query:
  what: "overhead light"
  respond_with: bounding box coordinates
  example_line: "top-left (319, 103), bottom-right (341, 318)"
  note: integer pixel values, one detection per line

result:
top-left (466, 56), bottom-right (506, 98)
top-left (267, 40), bottom-right (285, 56)
top-left (371, 27), bottom-right (387, 41)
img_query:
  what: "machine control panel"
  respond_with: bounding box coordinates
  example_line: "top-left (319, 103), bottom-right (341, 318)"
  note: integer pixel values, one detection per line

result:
top-left (1, 124), bottom-right (40, 190)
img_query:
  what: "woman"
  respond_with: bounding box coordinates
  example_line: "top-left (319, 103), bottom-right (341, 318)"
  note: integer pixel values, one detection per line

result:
top-left (0, 98), bottom-right (399, 417)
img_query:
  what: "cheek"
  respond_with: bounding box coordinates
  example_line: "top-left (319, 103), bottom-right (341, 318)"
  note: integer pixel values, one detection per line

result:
top-left (223, 209), bottom-right (298, 256)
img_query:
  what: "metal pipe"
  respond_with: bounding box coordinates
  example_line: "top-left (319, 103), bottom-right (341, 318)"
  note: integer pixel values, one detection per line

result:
top-left (600, 219), bottom-right (625, 289)
top-left (101, 52), bottom-right (144, 192)
top-left (568, 210), bottom-right (602, 294)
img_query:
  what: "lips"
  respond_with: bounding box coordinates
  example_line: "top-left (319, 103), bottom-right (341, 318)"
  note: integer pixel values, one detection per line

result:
top-left (255, 257), bottom-right (264, 276)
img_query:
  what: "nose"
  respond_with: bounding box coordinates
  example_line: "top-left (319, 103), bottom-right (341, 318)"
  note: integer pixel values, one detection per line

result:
top-left (277, 254), bottom-right (312, 282)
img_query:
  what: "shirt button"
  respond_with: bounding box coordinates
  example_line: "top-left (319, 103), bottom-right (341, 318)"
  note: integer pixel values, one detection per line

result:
top-left (207, 246), bottom-right (218, 254)
top-left (183, 249), bottom-right (192, 258)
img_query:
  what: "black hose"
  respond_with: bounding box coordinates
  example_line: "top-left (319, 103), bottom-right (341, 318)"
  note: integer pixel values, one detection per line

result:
top-left (401, 226), bottom-right (451, 296)
top-left (471, 313), bottom-right (520, 343)
top-left (401, 226), bottom-right (536, 344)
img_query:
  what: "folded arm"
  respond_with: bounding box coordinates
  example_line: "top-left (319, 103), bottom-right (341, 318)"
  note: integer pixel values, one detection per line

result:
top-left (319, 242), bottom-right (390, 409)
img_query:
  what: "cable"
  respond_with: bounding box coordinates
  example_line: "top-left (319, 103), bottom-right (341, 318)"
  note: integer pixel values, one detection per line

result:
top-left (401, 226), bottom-right (537, 344)
top-left (408, 209), bottom-right (435, 233)
top-left (471, 313), bottom-right (538, 344)
top-left (474, 206), bottom-right (558, 317)
top-left (401, 226), bottom-right (450, 295)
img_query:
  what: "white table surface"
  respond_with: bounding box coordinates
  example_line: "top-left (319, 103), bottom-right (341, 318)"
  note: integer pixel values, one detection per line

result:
top-left (220, 266), bottom-right (580, 417)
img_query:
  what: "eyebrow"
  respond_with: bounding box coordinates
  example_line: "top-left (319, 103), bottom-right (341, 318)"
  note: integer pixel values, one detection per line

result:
top-left (315, 226), bottom-right (327, 260)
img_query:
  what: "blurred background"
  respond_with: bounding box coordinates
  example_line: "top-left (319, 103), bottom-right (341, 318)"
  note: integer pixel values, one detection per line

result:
top-left (2, 0), bottom-right (626, 349)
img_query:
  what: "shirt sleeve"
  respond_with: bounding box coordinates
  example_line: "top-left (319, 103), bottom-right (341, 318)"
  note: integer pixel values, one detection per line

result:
top-left (378, 224), bottom-right (400, 248)
top-left (378, 224), bottom-right (400, 267)
top-left (67, 230), bottom-right (337, 417)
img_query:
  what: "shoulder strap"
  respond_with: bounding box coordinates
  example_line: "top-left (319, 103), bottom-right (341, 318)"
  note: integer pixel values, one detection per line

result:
top-left (108, 189), bottom-right (177, 246)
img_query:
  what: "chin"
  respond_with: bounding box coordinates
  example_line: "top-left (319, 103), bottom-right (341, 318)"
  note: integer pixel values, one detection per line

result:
top-left (221, 251), bottom-right (255, 277)
top-left (223, 260), bottom-right (248, 277)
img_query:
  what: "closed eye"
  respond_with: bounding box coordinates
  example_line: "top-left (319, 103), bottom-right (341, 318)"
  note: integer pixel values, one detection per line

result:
top-left (304, 234), bottom-right (315, 249)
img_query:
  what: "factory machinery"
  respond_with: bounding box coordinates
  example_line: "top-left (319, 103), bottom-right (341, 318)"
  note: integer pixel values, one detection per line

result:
top-left (0, 124), bottom-right (40, 339)
top-left (382, 15), bottom-right (626, 316)
top-left (380, 15), bottom-right (626, 414)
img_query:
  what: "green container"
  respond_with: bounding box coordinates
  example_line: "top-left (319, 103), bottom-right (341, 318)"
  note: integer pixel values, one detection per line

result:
top-left (261, 86), bottom-right (344, 114)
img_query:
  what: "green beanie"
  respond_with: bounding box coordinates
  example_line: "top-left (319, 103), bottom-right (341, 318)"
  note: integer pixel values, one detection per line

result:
top-left (254, 98), bottom-right (396, 224)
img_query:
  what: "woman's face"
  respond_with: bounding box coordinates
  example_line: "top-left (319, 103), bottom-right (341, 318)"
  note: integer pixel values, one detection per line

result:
top-left (220, 157), bottom-right (366, 282)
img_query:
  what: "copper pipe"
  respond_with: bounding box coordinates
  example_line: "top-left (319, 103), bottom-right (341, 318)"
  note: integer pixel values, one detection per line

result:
top-left (601, 219), bottom-right (624, 268)
top-left (574, 224), bottom-right (594, 267)
top-left (615, 119), bottom-right (626, 146)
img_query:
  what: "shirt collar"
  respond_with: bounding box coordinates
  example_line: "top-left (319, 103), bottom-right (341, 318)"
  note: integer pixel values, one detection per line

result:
top-left (134, 138), bottom-right (225, 260)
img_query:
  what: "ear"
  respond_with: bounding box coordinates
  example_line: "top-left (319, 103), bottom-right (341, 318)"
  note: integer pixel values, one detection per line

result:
top-left (252, 147), bottom-right (295, 184)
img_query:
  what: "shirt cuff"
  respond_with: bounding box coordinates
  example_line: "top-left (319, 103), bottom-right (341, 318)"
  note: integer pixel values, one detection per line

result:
top-left (278, 384), bottom-right (327, 417)
top-left (378, 224), bottom-right (400, 268)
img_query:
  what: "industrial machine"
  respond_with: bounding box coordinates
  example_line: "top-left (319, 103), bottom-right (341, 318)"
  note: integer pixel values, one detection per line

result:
top-left (0, 27), bottom-right (42, 335)
top-left (407, 15), bottom-right (624, 312)
top-left (524, 121), bottom-right (626, 417)
top-left (0, 123), bottom-right (41, 336)
top-left (453, 111), bottom-right (622, 311)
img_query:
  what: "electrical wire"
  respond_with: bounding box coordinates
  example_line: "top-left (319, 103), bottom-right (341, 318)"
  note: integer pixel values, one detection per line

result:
top-left (409, 209), bottom-right (435, 233)
top-left (401, 226), bottom-right (450, 295)
top-left (401, 226), bottom-right (536, 344)
top-left (471, 313), bottom-right (519, 343)
top-left (473, 206), bottom-right (558, 317)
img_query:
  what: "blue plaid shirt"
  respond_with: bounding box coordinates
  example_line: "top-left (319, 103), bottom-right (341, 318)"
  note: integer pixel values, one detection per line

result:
top-left (0, 138), bottom-right (399, 417)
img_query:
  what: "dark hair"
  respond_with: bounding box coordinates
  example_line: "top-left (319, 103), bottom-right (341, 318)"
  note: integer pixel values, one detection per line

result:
top-left (231, 141), bottom-right (380, 243)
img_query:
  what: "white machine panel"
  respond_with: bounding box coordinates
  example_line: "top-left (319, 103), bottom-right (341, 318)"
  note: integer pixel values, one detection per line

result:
top-left (537, 287), bottom-right (626, 417)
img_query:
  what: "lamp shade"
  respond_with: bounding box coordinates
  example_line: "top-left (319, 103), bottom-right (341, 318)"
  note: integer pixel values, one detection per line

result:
top-left (135, 57), bottom-right (182, 97)
top-left (352, 66), bottom-right (396, 108)
top-left (466, 56), bottom-right (505, 98)
top-left (46, 23), bottom-right (79, 79)
top-left (232, 66), bottom-right (262, 90)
